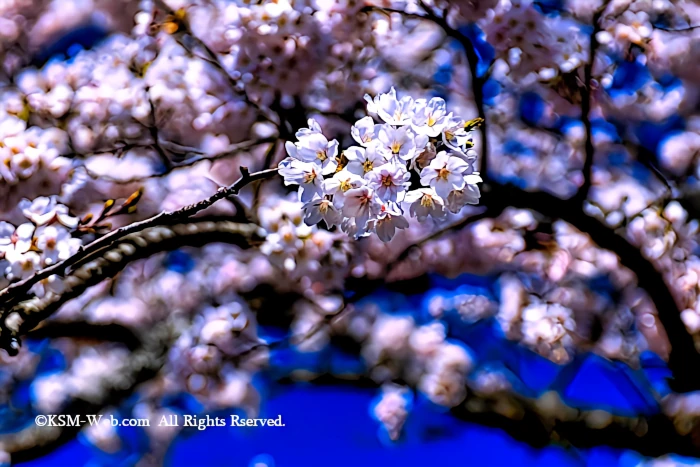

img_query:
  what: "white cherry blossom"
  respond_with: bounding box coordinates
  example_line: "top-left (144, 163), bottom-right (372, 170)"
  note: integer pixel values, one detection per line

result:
top-left (376, 125), bottom-right (427, 162)
top-left (302, 197), bottom-right (342, 228)
top-left (366, 162), bottom-right (411, 202)
top-left (404, 188), bottom-right (446, 221)
top-left (285, 132), bottom-right (339, 175)
top-left (442, 116), bottom-right (472, 151)
top-left (351, 116), bottom-right (376, 147)
top-left (375, 87), bottom-right (414, 126)
top-left (345, 144), bottom-right (387, 177)
top-left (342, 186), bottom-right (382, 233)
top-left (373, 203), bottom-right (409, 242)
top-left (420, 151), bottom-right (469, 198)
top-left (412, 97), bottom-right (449, 137)
top-left (446, 178), bottom-right (482, 213)
top-left (278, 159), bottom-right (324, 202)
top-left (295, 118), bottom-right (323, 138)
top-left (323, 169), bottom-right (365, 208)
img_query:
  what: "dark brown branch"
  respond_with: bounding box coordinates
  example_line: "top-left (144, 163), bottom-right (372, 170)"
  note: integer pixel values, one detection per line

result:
top-left (402, 184), bottom-right (700, 392)
top-left (575, 4), bottom-right (607, 203)
top-left (81, 137), bottom-right (278, 184)
top-left (4, 323), bottom-right (172, 463)
top-left (0, 167), bottom-right (278, 316)
top-left (0, 221), bottom-right (263, 355)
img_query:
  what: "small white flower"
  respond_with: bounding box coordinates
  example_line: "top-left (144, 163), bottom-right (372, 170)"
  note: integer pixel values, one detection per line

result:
top-left (302, 197), bottom-right (342, 228)
top-left (285, 133), bottom-right (339, 175)
top-left (375, 87), bottom-right (414, 126)
top-left (323, 169), bottom-right (365, 208)
top-left (366, 162), bottom-right (411, 202)
top-left (36, 225), bottom-right (80, 264)
top-left (446, 177), bottom-right (481, 213)
top-left (5, 250), bottom-right (40, 281)
top-left (11, 147), bottom-right (40, 179)
top-left (278, 159), bottom-right (324, 202)
top-left (376, 125), bottom-right (427, 162)
top-left (345, 145), bottom-right (387, 177)
top-left (420, 151), bottom-right (469, 198)
top-left (442, 116), bottom-right (472, 151)
top-left (13, 223), bottom-right (35, 254)
top-left (373, 203), bottom-right (409, 242)
top-left (351, 116), bottom-right (376, 147)
top-left (412, 97), bottom-right (449, 137)
top-left (343, 186), bottom-right (382, 233)
top-left (404, 188), bottom-right (446, 221)
top-left (19, 197), bottom-right (79, 228)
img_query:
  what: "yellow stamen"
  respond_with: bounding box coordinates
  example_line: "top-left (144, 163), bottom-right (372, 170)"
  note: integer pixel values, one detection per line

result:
top-left (427, 115), bottom-right (437, 127)
top-left (390, 141), bottom-right (402, 154)
top-left (316, 150), bottom-right (327, 161)
top-left (363, 160), bottom-right (373, 173)
top-left (303, 171), bottom-right (317, 183)
top-left (438, 168), bottom-right (450, 180)
top-left (420, 195), bottom-right (434, 208)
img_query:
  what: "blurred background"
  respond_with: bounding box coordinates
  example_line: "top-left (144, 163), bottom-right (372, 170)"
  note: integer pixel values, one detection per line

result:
top-left (1, 0), bottom-right (700, 465)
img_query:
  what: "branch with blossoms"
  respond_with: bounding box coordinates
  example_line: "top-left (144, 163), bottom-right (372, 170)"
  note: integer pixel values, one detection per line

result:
top-left (277, 88), bottom-right (483, 242)
top-left (0, 168), bottom-right (276, 355)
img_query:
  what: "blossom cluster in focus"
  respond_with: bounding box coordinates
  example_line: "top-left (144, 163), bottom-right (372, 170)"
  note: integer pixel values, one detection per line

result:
top-left (278, 87), bottom-right (482, 242)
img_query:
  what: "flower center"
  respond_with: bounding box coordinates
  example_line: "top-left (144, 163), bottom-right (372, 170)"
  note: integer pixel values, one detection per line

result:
top-left (381, 175), bottom-right (394, 187)
top-left (316, 150), bottom-right (328, 162)
top-left (303, 171), bottom-right (317, 184)
top-left (420, 194), bottom-right (434, 208)
top-left (362, 133), bottom-right (372, 143)
top-left (18, 157), bottom-right (32, 169)
top-left (390, 141), bottom-right (402, 154)
top-left (319, 201), bottom-right (329, 214)
top-left (363, 159), bottom-right (373, 173)
top-left (444, 130), bottom-right (454, 141)
top-left (340, 179), bottom-right (352, 192)
top-left (427, 115), bottom-right (437, 127)
top-left (438, 167), bottom-right (450, 180)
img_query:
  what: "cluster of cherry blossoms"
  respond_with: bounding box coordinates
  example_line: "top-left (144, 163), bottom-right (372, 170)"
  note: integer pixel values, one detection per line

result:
top-left (278, 88), bottom-right (482, 242)
top-left (0, 196), bottom-right (82, 296)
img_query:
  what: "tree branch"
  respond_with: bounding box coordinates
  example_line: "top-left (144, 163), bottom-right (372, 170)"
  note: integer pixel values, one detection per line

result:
top-left (0, 220), bottom-right (264, 355)
top-left (0, 168), bottom-right (277, 329)
top-left (2, 323), bottom-right (173, 463)
top-left (575, 4), bottom-right (607, 203)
